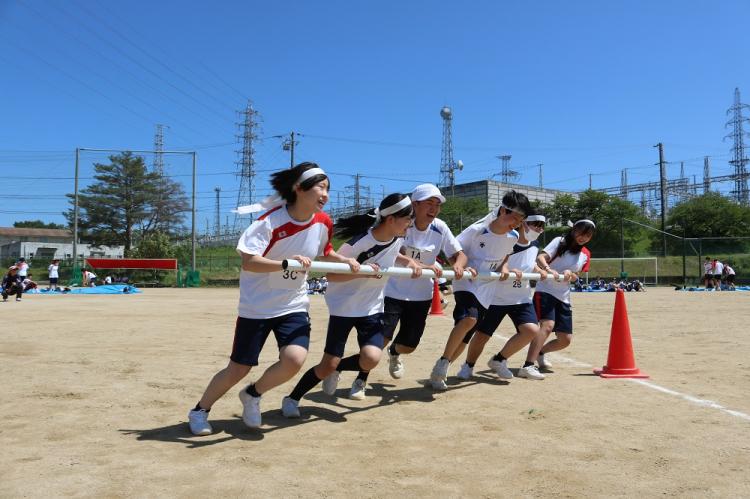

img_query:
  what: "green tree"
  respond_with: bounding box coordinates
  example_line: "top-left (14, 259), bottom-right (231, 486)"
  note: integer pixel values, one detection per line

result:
top-left (667, 192), bottom-right (750, 238)
top-left (545, 193), bottom-right (577, 225)
top-left (440, 196), bottom-right (488, 234)
top-left (13, 220), bottom-right (66, 229)
top-left (65, 152), bottom-right (189, 256)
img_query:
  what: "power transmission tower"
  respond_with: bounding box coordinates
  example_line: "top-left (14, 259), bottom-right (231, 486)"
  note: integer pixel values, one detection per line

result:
top-left (724, 87), bottom-right (750, 205)
top-left (214, 187), bottom-right (221, 238)
top-left (537, 163), bottom-right (543, 189)
top-left (152, 124), bottom-right (167, 175)
top-left (232, 101), bottom-right (260, 233)
top-left (498, 155), bottom-right (519, 184)
top-left (438, 106), bottom-right (462, 195)
top-left (620, 168), bottom-right (628, 198)
top-left (703, 156), bottom-right (711, 193)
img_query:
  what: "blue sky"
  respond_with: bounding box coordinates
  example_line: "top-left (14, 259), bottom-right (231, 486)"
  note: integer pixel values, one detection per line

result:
top-left (1, 0), bottom-right (748, 230)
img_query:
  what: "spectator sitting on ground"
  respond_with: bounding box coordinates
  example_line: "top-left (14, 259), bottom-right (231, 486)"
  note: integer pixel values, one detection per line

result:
top-left (22, 275), bottom-right (38, 291)
top-left (104, 275), bottom-right (113, 285)
top-left (723, 263), bottom-right (736, 290)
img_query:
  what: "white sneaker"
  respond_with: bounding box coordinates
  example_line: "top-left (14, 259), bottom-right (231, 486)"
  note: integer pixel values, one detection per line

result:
top-left (456, 362), bottom-right (473, 380)
top-left (349, 379), bottom-right (366, 400)
top-left (517, 364), bottom-right (545, 380)
top-left (388, 351), bottom-right (405, 379)
top-left (238, 386), bottom-right (262, 428)
top-left (187, 409), bottom-right (212, 436)
top-left (322, 371), bottom-right (340, 396)
top-left (538, 354), bottom-right (552, 369)
top-left (281, 396), bottom-right (300, 418)
top-left (487, 358), bottom-right (514, 379)
top-left (430, 358), bottom-right (450, 391)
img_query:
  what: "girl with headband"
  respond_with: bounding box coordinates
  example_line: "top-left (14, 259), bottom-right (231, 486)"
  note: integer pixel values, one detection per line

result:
top-left (525, 218), bottom-right (596, 372)
top-left (282, 193), bottom-right (421, 416)
top-left (363, 183), bottom-right (469, 383)
top-left (452, 213), bottom-right (550, 381)
top-left (188, 162), bottom-right (360, 435)
top-left (428, 190), bottom-right (531, 391)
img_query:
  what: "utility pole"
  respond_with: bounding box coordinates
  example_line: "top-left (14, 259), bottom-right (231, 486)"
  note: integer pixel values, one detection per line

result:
top-left (354, 174), bottom-right (361, 212)
top-left (588, 174), bottom-right (592, 190)
top-left (703, 156), bottom-right (711, 194)
top-left (655, 142), bottom-right (667, 257)
top-left (214, 187), bottom-right (221, 238)
top-left (282, 131), bottom-right (298, 168)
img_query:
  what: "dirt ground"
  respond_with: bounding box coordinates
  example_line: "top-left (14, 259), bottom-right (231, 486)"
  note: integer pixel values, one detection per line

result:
top-left (2, 287), bottom-right (749, 497)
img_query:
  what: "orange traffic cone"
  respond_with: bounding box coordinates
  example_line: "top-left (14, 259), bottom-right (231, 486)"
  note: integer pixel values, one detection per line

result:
top-left (594, 289), bottom-right (649, 378)
top-left (429, 279), bottom-right (444, 316)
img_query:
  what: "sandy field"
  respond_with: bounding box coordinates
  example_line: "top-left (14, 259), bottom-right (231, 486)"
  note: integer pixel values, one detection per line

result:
top-left (2, 287), bottom-right (749, 497)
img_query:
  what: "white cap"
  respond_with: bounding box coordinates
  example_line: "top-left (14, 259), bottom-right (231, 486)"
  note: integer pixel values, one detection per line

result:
top-left (411, 183), bottom-right (446, 204)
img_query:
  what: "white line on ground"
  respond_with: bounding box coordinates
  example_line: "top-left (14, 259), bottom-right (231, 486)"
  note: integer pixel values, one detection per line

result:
top-left (490, 335), bottom-right (750, 422)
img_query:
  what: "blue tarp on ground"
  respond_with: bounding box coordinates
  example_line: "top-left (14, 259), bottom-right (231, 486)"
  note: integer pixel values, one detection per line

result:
top-left (679, 286), bottom-right (750, 292)
top-left (26, 284), bottom-right (141, 295)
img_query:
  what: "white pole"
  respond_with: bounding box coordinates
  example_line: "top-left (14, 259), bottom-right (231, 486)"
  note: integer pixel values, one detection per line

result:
top-left (282, 260), bottom-right (567, 282)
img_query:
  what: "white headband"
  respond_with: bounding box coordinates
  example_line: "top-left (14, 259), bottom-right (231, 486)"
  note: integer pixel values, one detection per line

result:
top-left (473, 203), bottom-right (526, 228)
top-left (374, 197), bottom-right (412, 222)
top-left (233, 167), bottom-right (327, 215)
top-left (525, 215), bottom-right (546, 222)
top-left (567, 219), bottom-right (596, 229)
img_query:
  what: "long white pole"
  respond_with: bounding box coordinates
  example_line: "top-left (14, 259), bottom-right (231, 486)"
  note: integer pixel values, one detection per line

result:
top-left (282, 260), bottom-right (567, 282)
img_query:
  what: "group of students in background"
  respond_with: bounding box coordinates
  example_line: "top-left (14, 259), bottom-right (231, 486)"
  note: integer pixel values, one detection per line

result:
top-left (1, 257), bottom-right (38, 302)
top-left (703, 257), bottom-right (736, 290)
top-left (306, 276), bottom-right (328, 295)
top-left (186, 162), bottom-right (596, 436)
top-left (578, 277), bottom-right (646, 292)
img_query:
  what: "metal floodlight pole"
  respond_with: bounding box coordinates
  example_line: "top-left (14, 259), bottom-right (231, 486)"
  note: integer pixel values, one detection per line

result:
top-left (191, 152), bottom-right (197, 271)
top-left (73, 147), bottom-right (80, 267)
top-left (682, 226), bottom-right (687, 289)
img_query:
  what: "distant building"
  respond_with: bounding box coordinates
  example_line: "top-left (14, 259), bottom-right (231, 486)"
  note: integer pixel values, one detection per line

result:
top-left (0, 227), bottom-right (124, 260)
top-left (450, 180), bottom-right (576, 208)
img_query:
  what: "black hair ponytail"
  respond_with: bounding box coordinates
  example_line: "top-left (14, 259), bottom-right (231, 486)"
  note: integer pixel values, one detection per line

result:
top-left (269, 162), bottom-right (329, 205)
top-left (335, 193), bottom-right (412, 239)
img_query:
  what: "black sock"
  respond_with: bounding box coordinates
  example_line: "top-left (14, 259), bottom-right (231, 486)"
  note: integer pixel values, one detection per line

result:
top-left (289, 368), bottom-right (322, 401)
top-left (337, 354), bottom-right (362, 372)
top-left (193, 402), bottom-right (209, 412)
top-left (357, 371), bottom-right (370, 382)
top-left (524, 361), bottom-right (534, 367)
top-left (539, 351), bottom-right (546, 357)
top-left (388, 344), bottom-right (398, 356)
top-left (467, 361), bottom-right (475, 368)
top-left (440, 356), bottom-right (449, 362)
top-left (493, 354), bottom-right (507, 362)
top-left (245, 383), bottom-right (261, 398)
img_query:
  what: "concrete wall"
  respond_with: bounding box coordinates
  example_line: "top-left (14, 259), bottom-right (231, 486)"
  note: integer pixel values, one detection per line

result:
top-left (0, 242), bottom-right (124, 260)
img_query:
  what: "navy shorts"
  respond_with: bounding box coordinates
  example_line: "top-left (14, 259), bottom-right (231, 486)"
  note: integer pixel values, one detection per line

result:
top-left (230, 312), bottom-right (311, 366)
top-left (49, 277), bottom-right (58, 284)
top-left (453, 291), bottom-right (482, 324)
top-left (534, 292), bottom-right (573, 334)
top-left (383, 296), bottom-right (432, 348)
top-left (324, 314), bottom-right (385, 358)
top-left (477, 303), bottom-right (538, 336)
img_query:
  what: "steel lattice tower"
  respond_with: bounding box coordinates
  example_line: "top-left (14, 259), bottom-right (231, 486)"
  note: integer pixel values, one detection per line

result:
top-left (152, 124), bottom-right (167, 175)
top-left (499, 155), bottom-right (519, 184)
top-left (620, 168), bottom-right (628, 198)
top-left (439, 106), bottom-right (460, 194)
top-left (233, 101), bottom-right (260, 233)
top-left (703, 156), bottom-right (711, 194)
top-left (725, 88), bottom-right (750, 205)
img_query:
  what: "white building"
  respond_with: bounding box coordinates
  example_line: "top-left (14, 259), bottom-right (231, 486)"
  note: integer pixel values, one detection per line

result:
top-left (0, 227), bottom-right (124, 260)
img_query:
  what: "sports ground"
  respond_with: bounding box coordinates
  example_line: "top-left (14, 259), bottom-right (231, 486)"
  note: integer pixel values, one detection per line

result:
top-left (3, 287), bottom-right (749, 497)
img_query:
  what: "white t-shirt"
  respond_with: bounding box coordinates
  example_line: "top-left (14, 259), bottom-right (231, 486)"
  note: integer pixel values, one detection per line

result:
top-left (724, 265), bottom-right (735, 276)
top-left (703, 261), bottom-right (713, 274)
top-left (236, 206), bottom-right (333, 319)
top-left (535, 236), bottom-right (589, 304)
top-left (325, 230), bottom-right (404, 317)
top-left (385, 218), bottom-right (462, 301)
top-left (452, 223), bottom-right (519, 295)
top-left (713, 261), bottom-right (724, 275)
top-left (16, 262), bottom-right (29, 277)
top-left (475, 242), bottom-right (539, 308)
top-left (48, 264), bottom-right (59, 279)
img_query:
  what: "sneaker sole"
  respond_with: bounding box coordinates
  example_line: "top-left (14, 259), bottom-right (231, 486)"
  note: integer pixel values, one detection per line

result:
top-left (349, 392), bottom-right (366, 400)
top-left (190, 426), bottom-right (213, 436)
